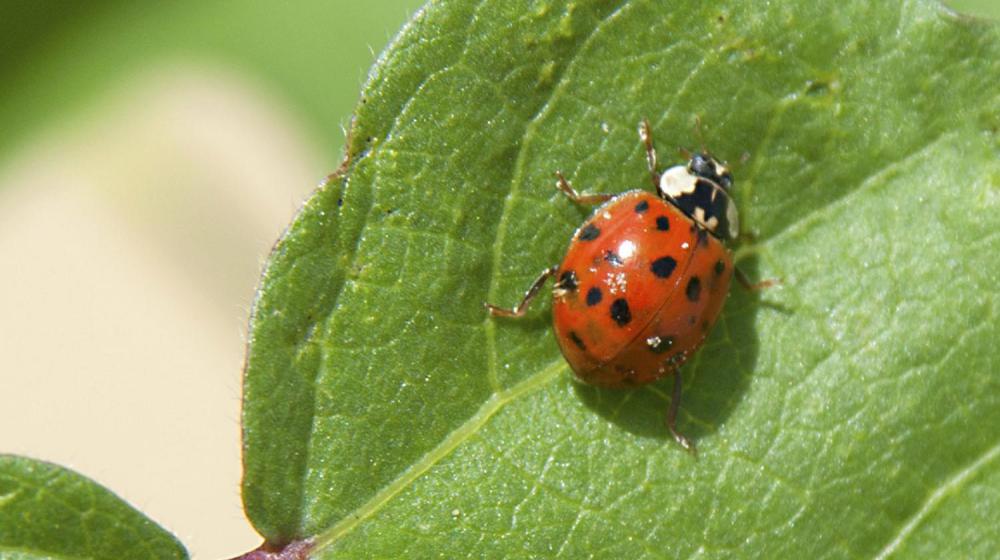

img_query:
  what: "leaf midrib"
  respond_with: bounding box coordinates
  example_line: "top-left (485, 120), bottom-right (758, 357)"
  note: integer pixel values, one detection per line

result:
top-left (312, 358), bottom-right (566, 551)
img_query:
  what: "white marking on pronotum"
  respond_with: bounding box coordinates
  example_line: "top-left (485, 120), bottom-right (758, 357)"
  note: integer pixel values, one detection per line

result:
top-left (658, 166), bottom-right (699, 199)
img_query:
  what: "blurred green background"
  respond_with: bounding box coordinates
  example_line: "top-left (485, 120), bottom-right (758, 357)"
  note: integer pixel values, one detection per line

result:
top-left (0, 1), bottom-right (994, 559)
top-left (0, 1), bottom-right (430, 161)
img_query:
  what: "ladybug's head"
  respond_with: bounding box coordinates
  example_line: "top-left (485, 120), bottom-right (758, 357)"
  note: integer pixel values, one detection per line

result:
top-left (689, 153), bottom-right (733, 191)
top-left (657, 152), bottom-right (739, 242)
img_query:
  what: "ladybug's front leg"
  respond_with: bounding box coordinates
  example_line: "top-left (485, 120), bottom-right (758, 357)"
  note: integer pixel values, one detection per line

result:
top-left (638, 118), bottom-right (661, 189)
top-left (667, 372), bottom-right (697, 455)
top-left (554, 172), bottom-right (614, 206)
top-left (484, 266), bottom-right (559, 318)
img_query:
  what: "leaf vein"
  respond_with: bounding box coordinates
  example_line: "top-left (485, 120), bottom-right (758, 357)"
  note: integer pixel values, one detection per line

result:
top-left (873, 439), bottom-right (1000, 559)
top-left (312, 359), bottom-right (565, 551)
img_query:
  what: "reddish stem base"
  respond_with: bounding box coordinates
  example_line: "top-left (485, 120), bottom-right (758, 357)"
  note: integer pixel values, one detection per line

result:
top-left (229, 539), bottom-right (314, 560)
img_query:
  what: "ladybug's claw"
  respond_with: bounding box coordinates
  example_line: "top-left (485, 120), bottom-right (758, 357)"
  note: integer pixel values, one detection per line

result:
top-left (670, 430), bottom-right (697, 457)
top-left (667, 372), bottom-right (697, 456)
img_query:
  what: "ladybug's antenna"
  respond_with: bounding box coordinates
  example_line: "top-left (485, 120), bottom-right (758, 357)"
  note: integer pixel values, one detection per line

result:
top-left (692, 114), bottom-right (708, 154)
top-left (676, 115), bottom-right (706, 163)
top-left (731, 151), bottom-right (750, 172)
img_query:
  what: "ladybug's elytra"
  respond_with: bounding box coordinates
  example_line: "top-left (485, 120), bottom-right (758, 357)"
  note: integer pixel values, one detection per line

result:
top-left (486, 119), bottom-right (761, 453)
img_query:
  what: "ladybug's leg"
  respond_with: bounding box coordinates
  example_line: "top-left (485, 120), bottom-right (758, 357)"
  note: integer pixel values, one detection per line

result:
top-left (485, 266), bottom-right (559, 318)
top-left (554, 172), bottom-right (613, 206)
top-left (735, 267), bottom-right (780, 292)
top-left (638, 118), bottom-right (660, 189)
top-left (667, 372), bottom-right (697, 455)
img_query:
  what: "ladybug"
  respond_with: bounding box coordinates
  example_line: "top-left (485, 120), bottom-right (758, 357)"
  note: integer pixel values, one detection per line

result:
top-left (486, 119), bottom-right (755, 452)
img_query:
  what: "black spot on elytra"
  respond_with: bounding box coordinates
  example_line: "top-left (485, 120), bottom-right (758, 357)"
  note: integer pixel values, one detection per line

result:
top-left (656, 216), bottom-right (670, 231)
top-left (635, 200), bottom-right (649, 213)
top-left (604, 251), bottom-right (623, 267)
top-left (610, 298), bottom-right (632, 326)
top-left (578, 224), bottom-right (600, 241)
top-left (568, 331), bottom-right (586, 351)
top-left (558, 270), bottom-right (578, 291)
top-left (647, 335), bottom-right (675, 354)
top-left (586, 286), bottom-right (603, 306)
top-left (714, 260), bottom-right (726, 276)
top-left (689, 315), bottom-right (697, 325)
top-left (651, 256), bottom-right (677, 278)
top-left (686, 276), bottom-right (702, 302)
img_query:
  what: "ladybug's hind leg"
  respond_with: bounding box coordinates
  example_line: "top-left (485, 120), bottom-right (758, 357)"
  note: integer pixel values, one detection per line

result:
top-left (667, 372), bottom-right (697, 455)
top-left (485, 266), bottom-right (559, 318)
top-left (555, 172), bottom-right (614, 206)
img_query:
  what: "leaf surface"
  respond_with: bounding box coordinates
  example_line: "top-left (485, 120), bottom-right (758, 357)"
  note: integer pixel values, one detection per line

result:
top-left (241, 1), bottom-right (1000, 557)
top-left (0, 455), bottom-right (187, 560)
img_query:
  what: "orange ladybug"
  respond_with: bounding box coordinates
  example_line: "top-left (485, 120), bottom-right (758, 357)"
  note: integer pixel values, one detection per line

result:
top-left (486, 119), bottom-right (754, 452)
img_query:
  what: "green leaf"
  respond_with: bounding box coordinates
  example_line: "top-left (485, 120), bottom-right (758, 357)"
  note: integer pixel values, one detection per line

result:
top-left (241, 0), bottom-right (1000, 557)
top-left (947, 0), bottom-right (1000, 20)
top-left (0, 455), bottom-right (187, 560)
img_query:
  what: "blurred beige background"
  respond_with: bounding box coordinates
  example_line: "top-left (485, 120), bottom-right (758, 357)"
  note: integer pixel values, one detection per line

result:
top-left (0, 2), bottom-right (995, 559)
top-left (0, 69), bottom-right (320, 557)
top-left (0, 3), bottom-right (422, 558)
